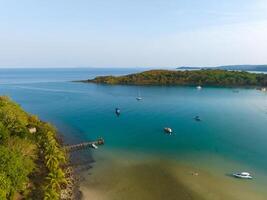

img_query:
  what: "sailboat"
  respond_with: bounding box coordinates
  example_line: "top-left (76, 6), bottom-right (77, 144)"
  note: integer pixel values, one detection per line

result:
top-left (136, 89), bottom-right (142, 101)
top-left (136, 97), bottom-right (142, 101)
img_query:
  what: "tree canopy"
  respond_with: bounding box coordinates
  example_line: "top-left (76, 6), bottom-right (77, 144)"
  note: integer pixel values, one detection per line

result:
top-left (88, 69), bottom-right (267, 87)
top-left (0, 96), bottom-right (68, 200)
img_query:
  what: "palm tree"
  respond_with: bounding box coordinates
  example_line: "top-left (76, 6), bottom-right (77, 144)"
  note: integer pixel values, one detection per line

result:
top-left (44, 187), bottom-right (59, 200)
top-left (46, 169), bottom-right (67, 191)
top-left (45, 154), bottom-right (60, 171)
top-left (44, 145), bottom-right (66, 169)
top-left (55, 149), bottom-right (67, 164)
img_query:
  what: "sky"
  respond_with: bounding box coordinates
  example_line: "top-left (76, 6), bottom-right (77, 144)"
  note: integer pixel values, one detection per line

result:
top-left (0, 0), bottom-right (267, 68)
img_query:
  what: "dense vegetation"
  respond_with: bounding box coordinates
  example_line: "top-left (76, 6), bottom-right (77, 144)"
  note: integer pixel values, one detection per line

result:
top-left (87, 69), bottom-right (267, 86)
top-left (0, 96), bottom-right (68, 200)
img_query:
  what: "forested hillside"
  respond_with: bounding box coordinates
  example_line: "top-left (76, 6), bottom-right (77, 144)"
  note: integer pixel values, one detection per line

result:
top-left (0, 96), bottom-right (69, 200)
top-left (87, 69), bottom-right (267, 86)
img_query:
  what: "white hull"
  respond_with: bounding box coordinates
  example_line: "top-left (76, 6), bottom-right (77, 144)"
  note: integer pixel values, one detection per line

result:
top-left (164, 128), bottom-right (172, 134)
top-left (233, 174), bottom-right (252, 179)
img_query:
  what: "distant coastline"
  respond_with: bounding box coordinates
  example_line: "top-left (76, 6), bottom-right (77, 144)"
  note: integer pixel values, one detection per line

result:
top-left (176, 64), bottom-right (267, 72)
top-left (81, 69), bottom-right (267, 87)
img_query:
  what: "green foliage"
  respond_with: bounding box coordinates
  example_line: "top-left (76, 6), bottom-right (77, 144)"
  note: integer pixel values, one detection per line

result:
top-left (0, 122), bottom-right (9, 143)
top-left (89, 69), bottom-right (267, 86)
top-left (44, 139), bottom-right (66, 169)
top-left (0, 96), bottom-right (68, 200)
top-left (0, 96), bottom-right (29, 138)
top-left (0, 146), bottom-right (34, 198)
top-left (42, 130), bottom-right (67, 200)
top-left (44, 186), bottom-right (60, 200)
top-left (7, 137), bottom-right (37, 160)
top-left (45, 168), bottom-right (67, 191)
top-left (0, 173), bottom-right (11, 199)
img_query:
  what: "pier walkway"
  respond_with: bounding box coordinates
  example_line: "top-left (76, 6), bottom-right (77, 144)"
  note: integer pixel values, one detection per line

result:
top-left (65, 138), bottom-right (104, 152)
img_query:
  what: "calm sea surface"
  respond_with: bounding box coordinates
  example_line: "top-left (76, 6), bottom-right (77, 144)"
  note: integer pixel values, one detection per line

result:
top-left (1, 68), bottom-right (267, 199)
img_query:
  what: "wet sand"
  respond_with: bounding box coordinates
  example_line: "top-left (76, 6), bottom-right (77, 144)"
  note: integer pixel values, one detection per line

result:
top-left (80, 162), bottom-right (203, 200)
top-left (79, 150), bottom-right (267, 200)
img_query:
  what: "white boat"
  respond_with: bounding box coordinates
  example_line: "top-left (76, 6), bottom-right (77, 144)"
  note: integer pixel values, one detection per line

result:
top-left (164, 127), bottom-right (172, 134)
top-left (136, 89), bottom-right (143, 100)
top-left (261, 88), bottom-right (267, 92)
top-left (196, 86), bottom-right (202, 90)
top-left (92, 143), bottom-right (98, 149)
top-left (233, 172), bottom-right (252, 179)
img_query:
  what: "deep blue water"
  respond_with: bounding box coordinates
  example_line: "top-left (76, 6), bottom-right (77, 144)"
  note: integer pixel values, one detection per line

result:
top-left (1, 68), bottom-right (267, 186)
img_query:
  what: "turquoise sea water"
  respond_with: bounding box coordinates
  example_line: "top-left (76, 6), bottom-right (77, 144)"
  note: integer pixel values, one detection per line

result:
top-left (1, 68), bottom-right (267, 198)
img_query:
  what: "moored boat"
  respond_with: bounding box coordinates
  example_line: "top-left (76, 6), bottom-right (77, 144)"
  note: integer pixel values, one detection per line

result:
top-left (115, 108), bottom-right (121, 116)
top-left (136, 89), bottom-right (143, 101)
top-left (233, 172), bottom-right (252, 179)
top-left (194, 116), bottom-right (201, 121)
top-left (164, 127), bottom-right (172, 134)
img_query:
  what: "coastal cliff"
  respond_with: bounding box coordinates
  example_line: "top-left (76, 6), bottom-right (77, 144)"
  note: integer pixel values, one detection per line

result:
top-left (85, 69), bottom-right (267, 87)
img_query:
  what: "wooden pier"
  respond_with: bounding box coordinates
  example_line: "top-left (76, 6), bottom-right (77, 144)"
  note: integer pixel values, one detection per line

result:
top-left (65, 138), bottom-right (104, 152)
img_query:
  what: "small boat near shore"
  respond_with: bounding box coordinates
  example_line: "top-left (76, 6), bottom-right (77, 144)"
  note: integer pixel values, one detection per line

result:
top-left (233, 172), bottom-right (252, 179)
top-left (164, 127), bottom-right (172, 134)
top-left (196, 86), bottom-right (202, 90)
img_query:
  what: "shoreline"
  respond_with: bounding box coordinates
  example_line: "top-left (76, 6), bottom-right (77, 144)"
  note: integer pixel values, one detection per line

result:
top-left (64, 149), bottom-right (96, 200)
top-left (75, 80), bottom-right (266, 90)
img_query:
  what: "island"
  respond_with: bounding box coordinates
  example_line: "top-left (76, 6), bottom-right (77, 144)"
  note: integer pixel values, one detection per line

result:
top-left (0, 96), bottom-right (74, 200)
top-left (83, 69), bottom-right (267, 87)
top-left (177, 65), bottom-right (267, 72)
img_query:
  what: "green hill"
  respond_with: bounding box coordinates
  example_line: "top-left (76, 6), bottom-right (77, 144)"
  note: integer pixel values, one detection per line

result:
top-left (86, 69), bottom-right (267, 87)
top-left (0, 96), bottom-right (69, 200)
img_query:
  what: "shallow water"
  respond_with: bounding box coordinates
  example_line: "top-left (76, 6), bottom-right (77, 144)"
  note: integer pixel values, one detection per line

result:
top-left (80, 149), bottom-right (267, 200)
top-left (1, 68), bottom-right (267, 199)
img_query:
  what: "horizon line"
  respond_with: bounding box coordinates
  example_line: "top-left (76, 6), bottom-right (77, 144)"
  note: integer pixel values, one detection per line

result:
top-left (0, 64), bottom-right (267, 69)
